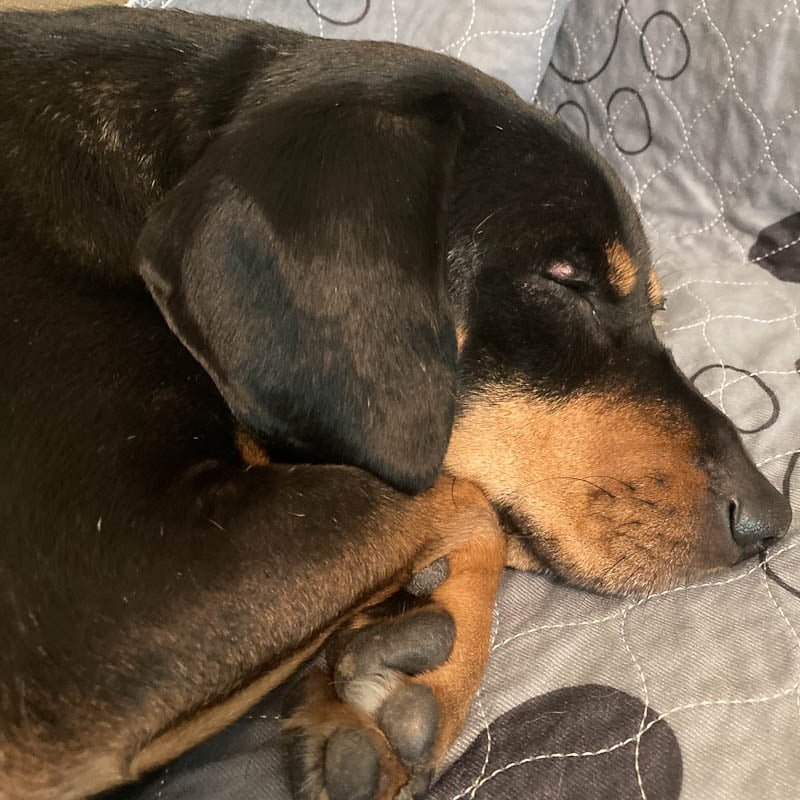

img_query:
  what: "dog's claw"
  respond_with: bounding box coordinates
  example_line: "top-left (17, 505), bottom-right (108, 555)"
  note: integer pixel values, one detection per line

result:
top-left (408, 768), bottom-right (433, 799)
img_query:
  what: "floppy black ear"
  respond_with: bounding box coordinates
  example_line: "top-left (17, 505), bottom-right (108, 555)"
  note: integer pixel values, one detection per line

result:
top-left (136, 90), bottom-right (462, 492)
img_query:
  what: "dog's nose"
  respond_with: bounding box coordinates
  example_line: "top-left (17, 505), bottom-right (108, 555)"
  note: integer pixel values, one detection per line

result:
top-left (729, 482), bottom-right (792, 555)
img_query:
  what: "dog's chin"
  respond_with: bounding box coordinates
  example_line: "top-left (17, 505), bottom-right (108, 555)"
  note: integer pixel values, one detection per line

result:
top-left (497, 505), bottom-right (735, 597)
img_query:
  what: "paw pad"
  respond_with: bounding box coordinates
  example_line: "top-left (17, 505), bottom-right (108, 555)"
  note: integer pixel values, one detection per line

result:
top-left (325, 729), bottom-right (381, 800)
top-left (284, 607), bottom-right (453, 800)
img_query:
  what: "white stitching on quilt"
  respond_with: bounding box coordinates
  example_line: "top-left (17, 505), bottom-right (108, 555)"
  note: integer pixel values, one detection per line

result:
top-left (533, 0), bottom-right (561, 101)
top-left (620, 607), bottom-right (649, 800)
top-left (450, 602), bottom-right (500, 800)
top-left (757, 449), bottom-right (800, 468)
top-left (314, 0), bottom-right (324, 38)
top-left (460, 676), bottom-right (800, 794)
top-left (662, 311), bottom-right (800, 335)
top-left (685, 283), bottom-right (726, 412)
top-left (761, 565), bottom-right (800, 720)
top-left (703, 370), bottom-right (800, 400)
top-left (436, 0), bottom-right (477, 54)
top-left (491, 541), bottom-right (799, 654)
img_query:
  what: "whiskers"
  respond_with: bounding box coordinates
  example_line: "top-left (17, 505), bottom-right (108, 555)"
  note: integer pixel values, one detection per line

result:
top-left (527, 473), bottom-right (664, 506)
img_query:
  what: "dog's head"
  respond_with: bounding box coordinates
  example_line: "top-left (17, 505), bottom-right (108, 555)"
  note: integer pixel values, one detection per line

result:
top-left (136, 43), bottom-right (791, 594)
top-left (442, 113), bottom-right (792, 592)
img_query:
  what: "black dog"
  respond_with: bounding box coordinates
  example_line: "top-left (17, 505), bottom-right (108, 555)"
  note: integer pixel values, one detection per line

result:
top-left (0, 7), bottom-right (791, 800)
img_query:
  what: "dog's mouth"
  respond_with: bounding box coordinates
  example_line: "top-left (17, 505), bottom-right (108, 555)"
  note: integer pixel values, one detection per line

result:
top-left (496, 504), bottom-right (561, 579)
top-left (493, 497), bottom-right (744, 597)
top-left (496, 504), bottom-right (528, 538)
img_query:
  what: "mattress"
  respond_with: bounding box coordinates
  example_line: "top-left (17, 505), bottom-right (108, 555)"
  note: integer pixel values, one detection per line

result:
top-left (116, 2), bottom-right (800, 798)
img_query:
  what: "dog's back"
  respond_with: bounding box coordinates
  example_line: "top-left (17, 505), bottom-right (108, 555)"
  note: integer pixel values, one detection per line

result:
top-left (0, 8), bottom-right (303, 277)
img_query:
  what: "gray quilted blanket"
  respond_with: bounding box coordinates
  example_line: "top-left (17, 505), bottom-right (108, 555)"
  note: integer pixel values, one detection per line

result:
top-left (120, 2), bottom-right (800, 798)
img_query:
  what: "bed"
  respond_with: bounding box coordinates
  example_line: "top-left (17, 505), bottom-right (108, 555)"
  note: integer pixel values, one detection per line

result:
top-left (95, 1), bottom-right (800, 797)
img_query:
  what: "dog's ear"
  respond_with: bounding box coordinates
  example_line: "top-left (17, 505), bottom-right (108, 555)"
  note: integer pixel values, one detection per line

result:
top-left (136, 91), bottom-right (462, 492)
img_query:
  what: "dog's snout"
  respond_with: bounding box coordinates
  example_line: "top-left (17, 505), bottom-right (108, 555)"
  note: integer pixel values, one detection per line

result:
top-left (728, 481), bottom-right (792, 555)
top-left (690, 393), bottom-right (793, 560)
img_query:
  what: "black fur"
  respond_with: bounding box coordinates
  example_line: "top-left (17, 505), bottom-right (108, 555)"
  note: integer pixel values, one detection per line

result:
top-left (0, 7), bottom-right (791, 799)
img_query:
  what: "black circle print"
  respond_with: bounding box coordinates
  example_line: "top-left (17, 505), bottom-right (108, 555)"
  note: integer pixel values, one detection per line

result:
top-left (550, 3), bottom-right (626, 85)
top-left (690, 364), bottom-right (780, 434)
top-left (555, 100), bottom-right (591, 140)
top-left (305, 0), bottom-right (370, 26)
top-left (748, 212), bottom-right (800, 283)
top-left (639, 11), bottom-right (690, 81)
top-left (607, 87), bottom-right (652, 155)
top-left (428, 684), bottom-right (682, 800)
top-left (758, 452), bottom-right (800, 600)
top-left (783, 450), bottom-right (798, 505)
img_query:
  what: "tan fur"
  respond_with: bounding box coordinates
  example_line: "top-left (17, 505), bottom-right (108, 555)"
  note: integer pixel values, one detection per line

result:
top-left (647, 269), bottom-right (665, 309)
top-left (413, 521), bottom-right (506, 762)
top-left (404, 477), bottom-right (500, 571)
top-left (142, 480), bottom-right (497, 798)
top-left (284, 671), bottom-right (411, 799)
top-left (0, 751), bottom-right (122, 800)
top-left (283, 497), bottom-right (505, 798)
top-left (456, 323), bottom-right (468, 352)
top-left (235, 427), bottom-right (270, 466)
top-left (504, 536), bottom-right (546, 571)
top-left (606, 241), bottom-right (638, 296)
top-left (444, 386), bottom-right (738, 594)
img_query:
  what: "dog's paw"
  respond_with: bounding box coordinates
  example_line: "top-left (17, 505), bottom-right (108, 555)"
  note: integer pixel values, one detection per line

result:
top-left (283, 608), bottom-right (455, 800)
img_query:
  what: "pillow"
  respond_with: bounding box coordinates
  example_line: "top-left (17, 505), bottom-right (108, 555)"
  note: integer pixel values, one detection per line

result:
top-left (125, 0), bottom-right (572, 100)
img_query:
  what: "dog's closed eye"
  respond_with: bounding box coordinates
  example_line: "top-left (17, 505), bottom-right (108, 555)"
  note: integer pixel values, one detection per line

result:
top-left (516, 261), bottom-right (596, 305)
top-left (539, 260), bottom-right (602, 321)
top-left (544, 260), bottom-right (594, 292)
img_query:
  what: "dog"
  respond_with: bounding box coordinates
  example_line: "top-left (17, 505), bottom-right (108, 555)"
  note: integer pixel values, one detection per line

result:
top-left (0, 6), bottom-right (792, 800)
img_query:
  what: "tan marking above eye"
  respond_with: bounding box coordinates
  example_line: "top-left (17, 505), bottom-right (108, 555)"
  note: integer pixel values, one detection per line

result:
top-left (647, 269), bottom-right (665, 310)
top-left (455, 324), bottom-right (468, 353)
top-left (605, 241), bottom-right (638, 296)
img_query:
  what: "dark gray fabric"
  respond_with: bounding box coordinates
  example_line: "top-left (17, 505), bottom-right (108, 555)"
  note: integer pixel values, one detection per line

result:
top-left (429, 685), bottom-right (683, 800)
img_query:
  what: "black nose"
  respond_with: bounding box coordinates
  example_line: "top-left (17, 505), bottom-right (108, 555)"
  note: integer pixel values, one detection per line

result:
top-left (729, 483), bottom-right (792, 554)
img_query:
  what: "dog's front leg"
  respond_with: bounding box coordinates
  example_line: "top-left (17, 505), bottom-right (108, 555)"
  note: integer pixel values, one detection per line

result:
top-left (0, 467), bottom-right (497, 800)
top-left (284, 487), bottom-right (506, 800)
